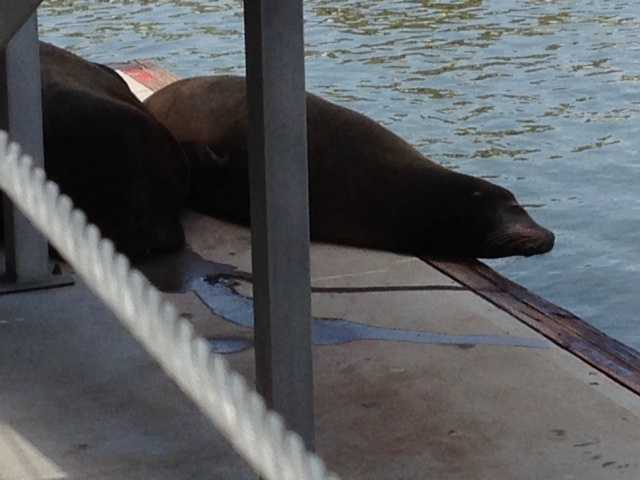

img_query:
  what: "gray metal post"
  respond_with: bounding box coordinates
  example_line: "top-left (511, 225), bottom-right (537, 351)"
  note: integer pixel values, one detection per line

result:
top-left (1, 12), bottom-right (71, 292)
top-left (1, 14), bottom-right (49, 283)
top-left (243, 0), bottom-right (314, 449)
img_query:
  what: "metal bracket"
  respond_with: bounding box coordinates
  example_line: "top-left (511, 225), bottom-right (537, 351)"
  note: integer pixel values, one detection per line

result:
top-left (0, 0), bottom-right (44, 47)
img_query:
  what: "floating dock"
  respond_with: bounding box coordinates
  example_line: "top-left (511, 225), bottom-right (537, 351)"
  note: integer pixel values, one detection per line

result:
top-left (1, 65), bottom-right (639, 480)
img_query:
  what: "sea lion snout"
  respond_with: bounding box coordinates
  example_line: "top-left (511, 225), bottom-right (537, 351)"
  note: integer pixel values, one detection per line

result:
top-left (517, 223), bottom-right (555, 257)
top-left (482, 205), bottom-right (555, 258)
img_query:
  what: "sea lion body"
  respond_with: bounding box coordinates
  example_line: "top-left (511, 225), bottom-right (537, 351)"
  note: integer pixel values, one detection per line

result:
top-left (2, 43), bottom-right (189, 260)
top-left (145, 75), bottom-right (554, 258)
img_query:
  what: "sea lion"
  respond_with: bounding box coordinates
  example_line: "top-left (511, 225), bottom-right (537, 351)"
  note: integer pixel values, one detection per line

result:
top-left (1, 43), bottom-right (189, 260)
top-left (144, 75), bottom-right (554, 259)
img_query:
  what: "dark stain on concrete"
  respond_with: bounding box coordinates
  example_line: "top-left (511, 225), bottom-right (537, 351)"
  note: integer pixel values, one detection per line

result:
top-left (138, 248), bottom-right (551, 354)
top-left (194, 277), bottom-right (551, 354)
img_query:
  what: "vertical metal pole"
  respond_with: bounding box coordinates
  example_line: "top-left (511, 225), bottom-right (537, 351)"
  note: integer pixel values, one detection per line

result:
top-left (243, 0), bottom-right (314, 449)
top-left (1, 13), bottom-right (50, 282)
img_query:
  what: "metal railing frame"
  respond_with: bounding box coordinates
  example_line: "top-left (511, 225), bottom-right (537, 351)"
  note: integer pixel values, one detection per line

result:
top-left (0, 0), bottom-right (314, 450)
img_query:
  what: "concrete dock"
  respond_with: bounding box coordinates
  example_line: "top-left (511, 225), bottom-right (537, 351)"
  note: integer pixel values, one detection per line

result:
top-left (2, 210), bottom-right (640, 479)
top-left (1, 68), bottom-right (640, 480)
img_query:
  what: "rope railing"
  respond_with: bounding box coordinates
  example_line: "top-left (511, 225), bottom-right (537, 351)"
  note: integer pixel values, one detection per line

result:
top-left (0, 131), bottom-right (339, 480)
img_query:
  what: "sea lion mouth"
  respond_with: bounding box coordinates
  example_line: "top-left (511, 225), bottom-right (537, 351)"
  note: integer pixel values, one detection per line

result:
top-left (481, 225), bottom-right (555, 258)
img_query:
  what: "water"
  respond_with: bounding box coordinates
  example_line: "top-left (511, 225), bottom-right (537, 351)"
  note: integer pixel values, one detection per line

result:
top-left (39, 0), bottom-right (640, 350)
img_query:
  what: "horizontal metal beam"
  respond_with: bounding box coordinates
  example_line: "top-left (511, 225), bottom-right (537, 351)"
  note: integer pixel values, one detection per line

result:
top-left (0, 0), bottom-right (44, 46)
top-left (243, 0), bottom-right (314, 450)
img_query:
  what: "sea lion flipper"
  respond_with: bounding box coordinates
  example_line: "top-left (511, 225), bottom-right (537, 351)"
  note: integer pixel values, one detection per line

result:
top-left (181, 142), bottom-right (228, 169)
top-left (180, 142), bottom-right (230, 212)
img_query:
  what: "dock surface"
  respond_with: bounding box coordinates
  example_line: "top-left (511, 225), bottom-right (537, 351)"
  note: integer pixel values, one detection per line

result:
top-left (1, 67), bottom-right (639, 480)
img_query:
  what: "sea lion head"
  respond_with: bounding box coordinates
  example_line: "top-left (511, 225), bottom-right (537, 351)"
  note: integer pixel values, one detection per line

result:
top-left (434, 174), bottom-right (555, 259)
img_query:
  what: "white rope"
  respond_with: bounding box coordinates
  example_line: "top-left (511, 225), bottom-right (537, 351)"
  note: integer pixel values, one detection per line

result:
top-left (0, 131), bottom-right (339, 480)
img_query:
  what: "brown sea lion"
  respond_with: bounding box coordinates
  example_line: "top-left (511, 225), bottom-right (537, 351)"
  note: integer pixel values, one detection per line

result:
top-left (144, 75), bottom-right (554, 259)
top-left (2, 42), bottom-right (189, 260)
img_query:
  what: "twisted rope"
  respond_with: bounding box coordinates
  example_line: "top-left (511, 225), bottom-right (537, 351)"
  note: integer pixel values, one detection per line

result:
top-left (0, 131), bottom-right (338, 480)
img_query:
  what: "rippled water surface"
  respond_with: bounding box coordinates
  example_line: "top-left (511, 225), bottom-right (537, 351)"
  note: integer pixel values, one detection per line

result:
top-left (39, 0), bottom-right (640, 349)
